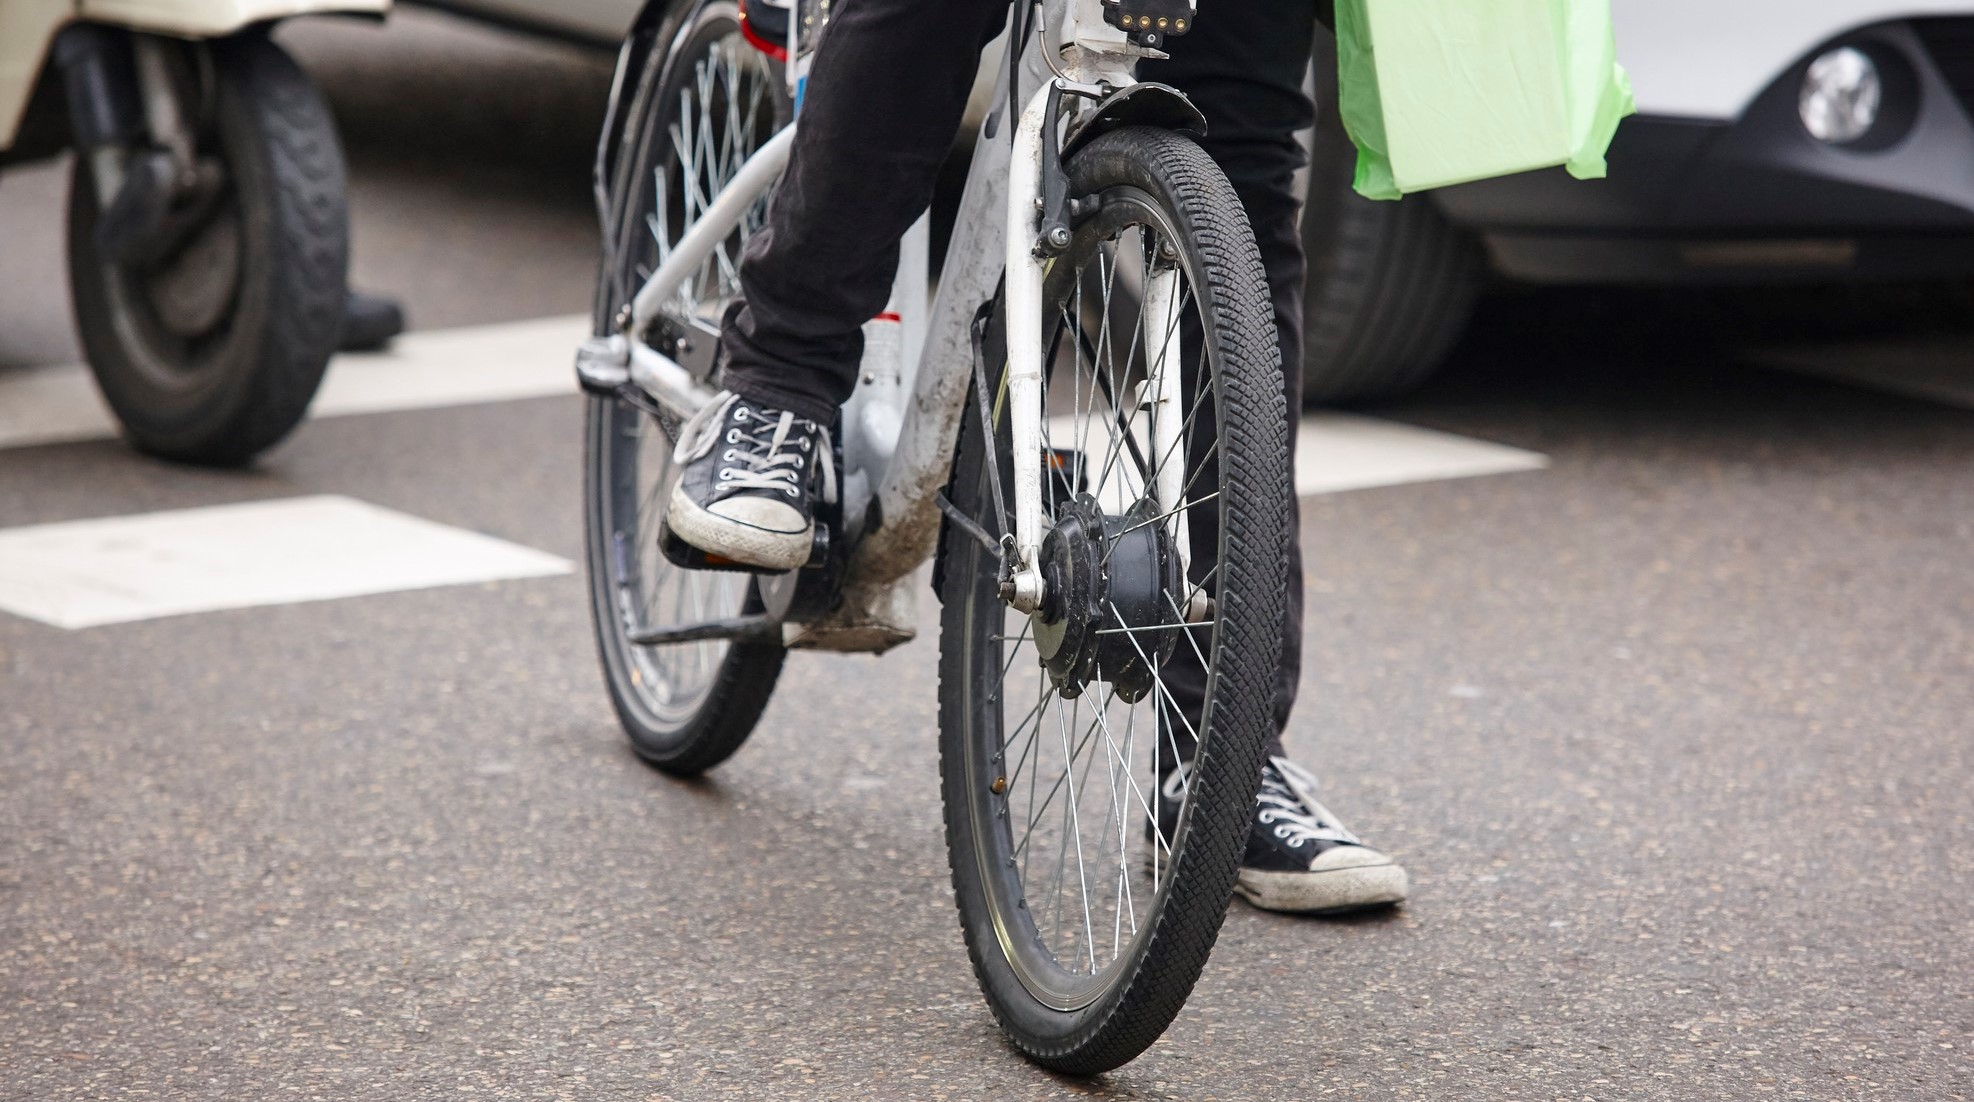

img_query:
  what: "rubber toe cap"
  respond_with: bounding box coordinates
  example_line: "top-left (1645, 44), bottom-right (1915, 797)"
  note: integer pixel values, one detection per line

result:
top-left (709, 495), bottom-right (806, 535)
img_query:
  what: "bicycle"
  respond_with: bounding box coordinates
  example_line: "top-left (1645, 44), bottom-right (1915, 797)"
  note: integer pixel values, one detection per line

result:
top-left (576, 0), bottom-right (1292, 1073)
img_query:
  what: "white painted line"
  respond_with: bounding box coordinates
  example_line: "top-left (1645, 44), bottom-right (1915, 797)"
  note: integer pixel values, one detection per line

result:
top-left (311, 314), bottom-right (585, 417)
top-left (0, 314), bottom-right (588, 452)
top-left (1295, 413), bottom-right (1547, 496)
top-left (1754, 338), bottom-right (1974, 411)
top-left (1047, 410), bottom-right (1547, 500)
top-left (0, 362), bottom-right (121, 451)
top-left (0, 311), bottom-right (1548, 498)
top-left (0, 495), bottom-right (571, 630)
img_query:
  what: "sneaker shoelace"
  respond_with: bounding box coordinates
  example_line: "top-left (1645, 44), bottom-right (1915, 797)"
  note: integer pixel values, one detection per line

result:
top-left (1255, 756), bottom-right (1361, 849)
top-left (675, 393), bottom-right (836, 504)
top-left (1159, 757), bottom-right (1360, 848)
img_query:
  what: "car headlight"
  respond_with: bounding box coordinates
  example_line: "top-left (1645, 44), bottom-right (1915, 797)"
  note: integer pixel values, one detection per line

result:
top-left (1800, 46), bottom-right (1883, 145)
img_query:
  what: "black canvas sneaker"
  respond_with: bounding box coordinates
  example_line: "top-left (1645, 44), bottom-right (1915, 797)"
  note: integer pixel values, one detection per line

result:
top-left (1157, 755), bottom-right (1409, 915)
top-left (665, 392), bottom-right (833, 572)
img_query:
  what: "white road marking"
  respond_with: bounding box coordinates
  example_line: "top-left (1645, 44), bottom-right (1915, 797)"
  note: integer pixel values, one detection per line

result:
top-left (3, 302), bottom-right (1539, 491)
top-left (0, 314), bottom-right (588, 451)
top-left (1, 310), bottom-right (1547, 497)
top-left (1754, 338), bottom-right (1974, 411)
top-left (0, 362), bottom-right (114, 452)
top-left (1051, 407), bottom-right (1547, 502)
top-left (1294, 413), bottom-right (1547, 496)
top-left (0, 495), bottom-right (571, 630)
top-left (311, 314), bottom-right (586, 416)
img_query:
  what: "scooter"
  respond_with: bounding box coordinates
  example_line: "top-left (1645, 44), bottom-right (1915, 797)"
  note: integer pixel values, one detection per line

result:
top-left (0, 0), bottom-right (394, 465)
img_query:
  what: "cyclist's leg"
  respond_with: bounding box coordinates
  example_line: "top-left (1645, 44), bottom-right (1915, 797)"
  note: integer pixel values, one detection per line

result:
top-left (720, 0), bottom-right (1012, 424)
top-left (1142, 0), bottom-right (1319, 768)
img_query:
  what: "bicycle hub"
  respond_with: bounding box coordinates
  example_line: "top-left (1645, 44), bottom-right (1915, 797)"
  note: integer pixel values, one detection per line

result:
top-left (1030, 494), bottom-right (1185, 703)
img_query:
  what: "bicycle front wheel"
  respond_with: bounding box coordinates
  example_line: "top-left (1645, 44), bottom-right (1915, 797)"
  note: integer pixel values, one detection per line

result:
top-left (937, 128), bottom-right (1293, 1074)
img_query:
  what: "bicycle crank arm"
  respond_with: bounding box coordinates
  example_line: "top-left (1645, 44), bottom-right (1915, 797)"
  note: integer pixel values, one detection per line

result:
top-left (626, 614), bottom-right (782, 647)
top-left (574, 334), bottom-right (717, 422)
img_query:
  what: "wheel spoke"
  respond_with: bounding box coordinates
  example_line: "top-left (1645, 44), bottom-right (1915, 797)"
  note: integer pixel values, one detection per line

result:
top-left (961, 171), bottom-right (1278, 1022)
top-left (599, 23), bottom-right (783, 726)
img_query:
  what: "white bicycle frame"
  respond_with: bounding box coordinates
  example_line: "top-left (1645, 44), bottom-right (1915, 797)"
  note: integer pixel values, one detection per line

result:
top-left (578, 0), bottom-right (1195, 652)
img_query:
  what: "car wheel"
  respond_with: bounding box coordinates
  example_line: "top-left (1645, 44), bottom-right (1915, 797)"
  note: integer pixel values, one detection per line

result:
top-left (1300, 31), bottom-right (1485, 404)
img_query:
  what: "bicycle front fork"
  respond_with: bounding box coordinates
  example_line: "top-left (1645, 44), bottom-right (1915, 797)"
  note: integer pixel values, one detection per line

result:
top-left (1001, 82), bottom-right (1190, 614)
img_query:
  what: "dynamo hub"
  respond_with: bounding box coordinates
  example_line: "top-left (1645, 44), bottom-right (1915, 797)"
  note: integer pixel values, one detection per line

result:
top-left (1030, 494), bottom-right (1184, 703)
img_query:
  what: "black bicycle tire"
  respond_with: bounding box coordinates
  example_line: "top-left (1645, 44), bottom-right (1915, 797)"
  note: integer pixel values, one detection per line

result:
top-left (937, 126), bottom-right (1291, 1074)
top-left (583, 0), bottom-right (788, 776)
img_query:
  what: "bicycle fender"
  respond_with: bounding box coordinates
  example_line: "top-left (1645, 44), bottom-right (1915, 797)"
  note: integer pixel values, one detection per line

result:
top-left (1060, 82), bottom-right (1206, 159)
top-left (593, 0), bottom-right (675, 226)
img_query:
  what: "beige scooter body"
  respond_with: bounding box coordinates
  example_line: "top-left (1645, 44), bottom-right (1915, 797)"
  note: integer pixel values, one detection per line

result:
top-left (2, 0), bottom-right (388, 149)
top-left (0, 0), bottom-right (391, 465)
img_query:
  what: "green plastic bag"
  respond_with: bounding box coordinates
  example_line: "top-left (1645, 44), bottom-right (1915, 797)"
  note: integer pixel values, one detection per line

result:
top-left (1335, 0), bottom-right (1635, 200)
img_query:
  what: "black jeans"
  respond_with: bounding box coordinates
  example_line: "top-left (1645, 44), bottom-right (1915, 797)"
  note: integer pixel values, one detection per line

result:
top-left (723, 0), bottom-right (1323, 745)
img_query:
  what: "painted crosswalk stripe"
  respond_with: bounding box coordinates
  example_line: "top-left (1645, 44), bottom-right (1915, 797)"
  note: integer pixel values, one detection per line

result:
top-left (0, 314), bottom-right (589, 452)
top-left (1293, 413), bottom-right (1546, 495)
top-left (0, 495), bottom-right (571, 630)
top-left (1, 314), bottom-right (1546, 496)
top-left (1048, 411), bottom-right (1546, 499)
top-left (311, 314), bottom-right (587, 416)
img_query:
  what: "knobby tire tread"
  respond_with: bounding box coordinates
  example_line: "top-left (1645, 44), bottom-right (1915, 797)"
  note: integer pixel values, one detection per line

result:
top-left (938, 127), bottom-right (1291, 1075)
top-left (223, 36), bottom-right (348, 463)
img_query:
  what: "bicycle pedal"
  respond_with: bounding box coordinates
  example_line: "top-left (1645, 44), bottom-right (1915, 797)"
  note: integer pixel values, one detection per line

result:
top-left (656, 520), bottom-right (831, 575)
top-left (657, 521), bottom-right (785, 575)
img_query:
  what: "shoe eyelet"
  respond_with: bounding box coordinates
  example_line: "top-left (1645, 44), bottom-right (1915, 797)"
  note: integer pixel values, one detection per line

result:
top-left (718, 469), bottom-right (734, 480)
top-left (783, 487), bottom-right (797, 497)
top-left (726, 430), bottom-right (741, 444)
top-left (722, 449), bottom-right (736, 461)
top-left (1274, 826), bottom-right (1292, 840)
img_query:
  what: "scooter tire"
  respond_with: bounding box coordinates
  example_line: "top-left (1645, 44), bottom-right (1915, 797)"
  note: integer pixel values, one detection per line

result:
top-left (68, 31), bottom-right (348, 467)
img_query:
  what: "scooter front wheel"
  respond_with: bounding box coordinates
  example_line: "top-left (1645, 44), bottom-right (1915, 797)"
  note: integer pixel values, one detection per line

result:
top-left (68, 31), bottom-right (347, 466)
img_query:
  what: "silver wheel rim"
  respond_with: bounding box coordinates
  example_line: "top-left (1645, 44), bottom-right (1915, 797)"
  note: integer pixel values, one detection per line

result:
top-left (970, 194), bottom-right (1227, 1010)
top-left (607, 6), bottom-right (781, 727)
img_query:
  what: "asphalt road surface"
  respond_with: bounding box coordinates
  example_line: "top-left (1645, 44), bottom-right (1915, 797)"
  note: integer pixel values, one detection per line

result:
top-left (3, 9), bottom-right (1971, 1101)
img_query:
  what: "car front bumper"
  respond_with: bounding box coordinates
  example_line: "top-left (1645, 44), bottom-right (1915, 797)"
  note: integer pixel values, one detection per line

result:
top-left (1434, 16), bottom-right (1974, 285)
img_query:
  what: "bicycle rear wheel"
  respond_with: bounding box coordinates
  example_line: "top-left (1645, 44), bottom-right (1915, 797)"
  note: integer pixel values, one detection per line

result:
top-left (937, 128), bottom-right (1292, 1073)
top-left (585, 0), bottom-right (790, 775)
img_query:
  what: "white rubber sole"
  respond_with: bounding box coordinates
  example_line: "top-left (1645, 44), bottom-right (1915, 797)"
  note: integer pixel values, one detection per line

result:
top-left (665, 484), bottom-right (811, 571)
top-left (1234, 851), bottom-right (1410, 915)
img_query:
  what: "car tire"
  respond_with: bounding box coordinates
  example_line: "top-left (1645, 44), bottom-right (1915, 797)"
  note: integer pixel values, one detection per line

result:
top-left (1300, 32), bottom-right (1485, 404)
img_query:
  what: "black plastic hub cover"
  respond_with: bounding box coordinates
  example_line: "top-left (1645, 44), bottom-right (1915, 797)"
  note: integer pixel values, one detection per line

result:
top-left (1032, 494), bottom-right (1183, 702)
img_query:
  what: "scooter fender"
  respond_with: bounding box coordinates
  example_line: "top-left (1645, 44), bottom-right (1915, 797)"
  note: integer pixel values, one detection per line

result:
top-left (78, 0), bottom-right (389, 39)
top-left (0, 1), bottom-right (72, 150)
